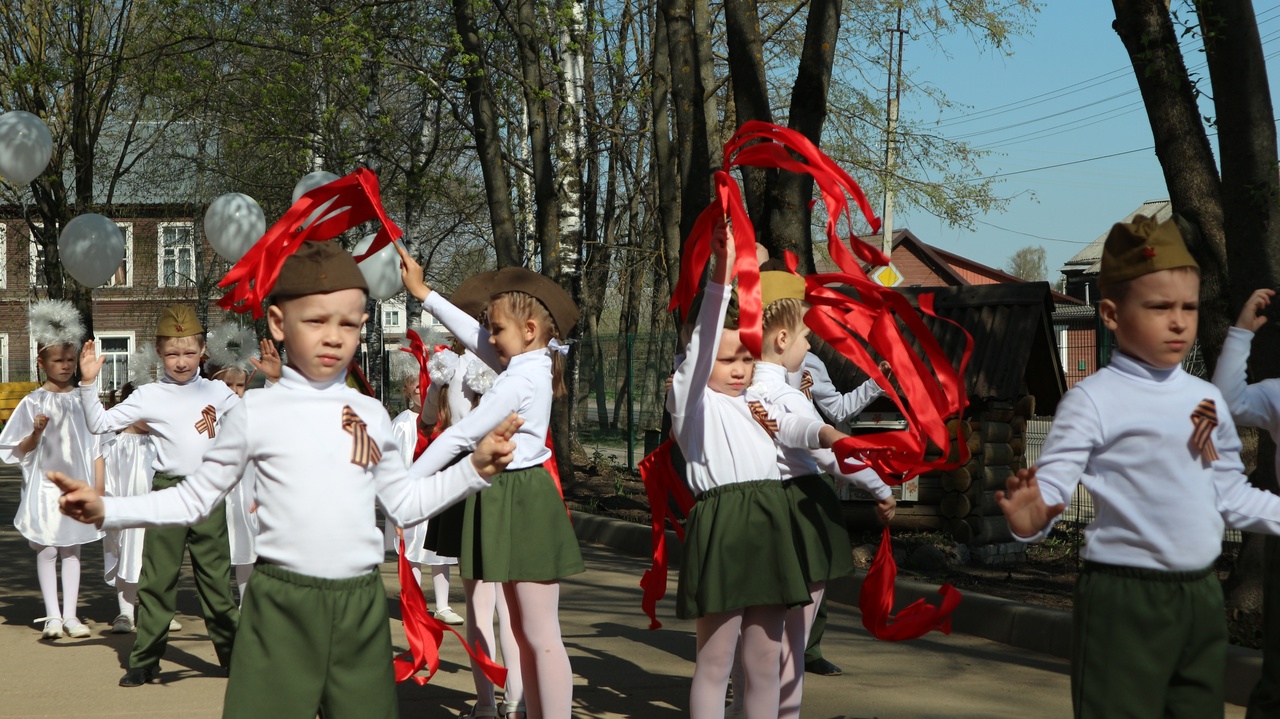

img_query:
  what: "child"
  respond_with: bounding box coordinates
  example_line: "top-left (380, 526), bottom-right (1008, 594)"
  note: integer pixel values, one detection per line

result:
top-left (52, 239), bottom-right (520, 718)
top-left (668, 224), bottom-right (845, 719)
top-left (399, 248), bottom-right (580, 719)
top-left (77, 305), bottom-right (242, 686)
top-left (0, 300), bottom-right (104, 639)
top-left (998, 215), bottom-right (1280, 717)
top-left (387, 355), bottom-right (463, 626)
top-left (101, 381), bottom-right (158, 634)
top-left (749, 272), bottom-right (897, 719)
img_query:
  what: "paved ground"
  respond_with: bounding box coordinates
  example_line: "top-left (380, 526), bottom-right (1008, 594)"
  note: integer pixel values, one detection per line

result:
top-left (0, 468), bottom-right (1246, 718)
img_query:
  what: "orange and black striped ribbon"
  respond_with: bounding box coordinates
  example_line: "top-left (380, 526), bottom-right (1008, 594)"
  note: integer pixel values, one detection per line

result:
top-left (194, 405), bottom-right (217, 438)
top-left (1191, 399), bottom-right (1220, 463)
top-left (800, 371), bottom-right (814, 400)
top-left (747, 400), bottom-right (778, 437)
top-left (343, 405), bottom-right (382, 468)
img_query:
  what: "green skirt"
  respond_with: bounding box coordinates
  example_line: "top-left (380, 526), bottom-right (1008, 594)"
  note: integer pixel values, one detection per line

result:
top-left (424, 501), bottom-right (465, 559)
top-left (677, 480), bottom-right (813, 620)
top-left (784, 474), bottom-right (854, 583)
top-left (460, 465), bottom-right (585, 582)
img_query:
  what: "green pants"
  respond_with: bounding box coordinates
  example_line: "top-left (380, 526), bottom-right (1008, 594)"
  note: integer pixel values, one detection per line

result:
top-left (1073, 561), bottom-right (1225, 719)
top-left (130, 473), bottom-right (239, 670)
top-left (222, 563), bottom-right (397, 719)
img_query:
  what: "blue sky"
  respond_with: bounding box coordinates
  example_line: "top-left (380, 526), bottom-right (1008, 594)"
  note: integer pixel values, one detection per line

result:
top-left (892, 2), bottom-right (1280, 281)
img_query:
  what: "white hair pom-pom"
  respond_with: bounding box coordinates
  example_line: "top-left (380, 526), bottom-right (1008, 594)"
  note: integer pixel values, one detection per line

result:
top-left (389, 350), bottom-right (420, 383)
top-left (127, 345), bottom-right (161, 386)
top-left (29, 300), bottom-right (84, 349)
top-left (206, 323), bottom-right (260, 373)
top-left (465, 358), bottom-right (497, 395)
top-left (428, 349), bottom-right (459, 386)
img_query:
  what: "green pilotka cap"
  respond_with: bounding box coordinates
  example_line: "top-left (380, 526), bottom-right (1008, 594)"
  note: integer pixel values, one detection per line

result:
top-left (156, 305), bottom-right (203, 338)
top-left (1099, 214), bottom-right (1199, 287)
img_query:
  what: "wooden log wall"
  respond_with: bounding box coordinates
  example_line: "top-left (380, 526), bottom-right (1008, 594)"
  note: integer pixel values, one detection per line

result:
top-left (939, 394), bottom-right (1035, 545)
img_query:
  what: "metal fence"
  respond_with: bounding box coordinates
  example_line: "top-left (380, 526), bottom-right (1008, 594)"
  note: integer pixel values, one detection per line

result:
top-left (573, 332), bottom-right (678, 467)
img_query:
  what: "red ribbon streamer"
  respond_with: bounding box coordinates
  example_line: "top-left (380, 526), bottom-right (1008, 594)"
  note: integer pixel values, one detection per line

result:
top-left (392, 538), bottom-right (508, 686)
top-left (400, 329), bottom-right (432, 410)
top-left (218, 168), bottom-right (403, 318)
top-left (860, 526), bottom-right (962, 641)
top-left (638, 440), bottom-right (695, 630)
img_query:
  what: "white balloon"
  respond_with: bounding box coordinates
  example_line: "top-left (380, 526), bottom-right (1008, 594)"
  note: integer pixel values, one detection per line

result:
top-left (292, 171), bottom-right (348, 229)
top-left (58, 214), bottom-right (125, 288)
top-left (354, 233), bottom-right (404, 301)
top-left (204, 193), bottom-right (266, 262)
top-left (0, 111), bottom-right (54, 186)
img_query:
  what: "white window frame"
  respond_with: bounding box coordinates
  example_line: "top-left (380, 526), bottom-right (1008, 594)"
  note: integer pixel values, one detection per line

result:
top-left (384, 308), bottom-right (402, 331)
top-left (105, 222), bottom-right (134, 288)
top-left (27, 334), bottom-right (38, 381)
top-left (0, 333), bottom-right (9, 382)
top-left (28, 223), bottom-right (45, 289)
top-left (1055, 323), bottom-right (1069, 372)
top-left (157, 221), bottom-right (196, 288)
top-left (94, 332), bottom-right (136, 392)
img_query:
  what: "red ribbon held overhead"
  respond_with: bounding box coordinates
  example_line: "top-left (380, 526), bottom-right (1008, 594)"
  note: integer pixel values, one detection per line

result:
top-left (638, 440), bottom-right (696, 630)
top-left (861, 526), bottom-right (962, 641)
top-left (393, 538), bottom-right (507, 686)
top-left (218, 168), bottom-right (403, 318)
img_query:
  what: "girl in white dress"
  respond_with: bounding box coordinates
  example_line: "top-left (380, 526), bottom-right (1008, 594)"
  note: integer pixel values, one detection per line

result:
top-left (102, 380), bottom-right (160, 633)
top-left (0, 301), bottom-right (104, 640)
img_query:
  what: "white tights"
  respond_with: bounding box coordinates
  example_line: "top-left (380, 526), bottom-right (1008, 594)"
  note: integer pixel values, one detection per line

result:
top-left (504, 581), bottom-right (573, 719)
top-left (34, 544), bottom-right (81, 621)
top-left (691, 606), bottom-right (787, 719)
top-left (116, 579), bottom-right (137, 619)
top-left (234, 564), bottom-right (254, 607)
top-left (410, 564), bottom-right (454, 612)
top-left (464, 579), bottom-right (524, 711)
top-left (778, 583), bottom-right (824, 719)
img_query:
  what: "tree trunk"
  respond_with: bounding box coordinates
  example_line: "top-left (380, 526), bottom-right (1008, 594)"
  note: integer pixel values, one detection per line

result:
top-left (454, 0), bottom-right (521, 268)
top-left (723, 0), bottom-right (773, 227)
top-left (652, 8), bottom-right (683, 301)
top-left (660, 0), bottom-right (712, 245)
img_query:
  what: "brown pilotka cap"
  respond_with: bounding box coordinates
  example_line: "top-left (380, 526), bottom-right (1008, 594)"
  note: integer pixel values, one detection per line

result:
top-left (1099, 214), bottom-right (1199, 287)
top-left (156, 305), bottom-right (204, 338)
top-left (271, 240), bottom-right (369, 299)
top-left (490, 267), bottom-right (579, 335)
top-left (451, 270), bottom-right (500, 319)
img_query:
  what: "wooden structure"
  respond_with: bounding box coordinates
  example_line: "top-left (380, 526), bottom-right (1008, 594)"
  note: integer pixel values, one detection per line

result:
top-left (0, 381), bottom-right (39, 423)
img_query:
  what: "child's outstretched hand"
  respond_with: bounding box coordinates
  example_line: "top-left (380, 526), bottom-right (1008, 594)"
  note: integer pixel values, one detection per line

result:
top-left (394, 241), bottom-right (431, 302)
top-left (32, 414), bottom-right (49, 433)
top-left (995, 466), bottom-right (1064, 539)
top-left (876, 495), bottom-right (896, 525)
top-left (471, 413), bottom-right (523, 479)
top-left (250, 338), bottom-right (283, 383)
top-left (1236, 289), bottom-right (1275, 332)
top-left (79, 340), bottom-right (105, 384)
top-left (878, 360), bottom-right (893, 380)
top-left (47, 471), bottom-right (105, 527)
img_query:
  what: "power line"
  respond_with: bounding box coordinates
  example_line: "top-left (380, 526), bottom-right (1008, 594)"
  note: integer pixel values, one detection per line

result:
top-left (974, 219), bottom-right (1095, 245)
top-left (961, 146), bottom-right (1154, 182)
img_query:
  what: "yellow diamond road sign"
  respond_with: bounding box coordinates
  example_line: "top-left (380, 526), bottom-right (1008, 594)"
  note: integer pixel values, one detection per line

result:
top-left (872, 263), bottom-right (902, 287)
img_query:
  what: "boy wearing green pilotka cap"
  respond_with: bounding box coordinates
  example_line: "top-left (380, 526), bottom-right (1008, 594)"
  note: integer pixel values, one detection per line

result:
top-left (53, 240), bottom-right (520, 719)
top-left (77, 304), bottom-right (243, 687)
top-left (999, 215), bottom-right (1280, 718)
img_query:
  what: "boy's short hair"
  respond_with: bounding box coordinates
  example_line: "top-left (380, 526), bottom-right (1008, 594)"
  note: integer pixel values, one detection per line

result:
top-left (1098, 215), bottom-right (1199, 301)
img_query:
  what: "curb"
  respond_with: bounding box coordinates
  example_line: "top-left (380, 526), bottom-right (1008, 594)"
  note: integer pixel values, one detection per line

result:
top-left (569, 510), bottom-right (1262, 707)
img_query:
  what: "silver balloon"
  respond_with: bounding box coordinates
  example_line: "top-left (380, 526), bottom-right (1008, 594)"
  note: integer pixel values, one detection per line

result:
top-left (354, 233), bottom-right (404, 301)
top-left (204, 193), bottom-right (266, 262)
top-left (0, 111), bottom-right (53, 186)
top-left (59, 214), bottom-right (125, 288)
top-left (292, 171), bottom-right (348, 229)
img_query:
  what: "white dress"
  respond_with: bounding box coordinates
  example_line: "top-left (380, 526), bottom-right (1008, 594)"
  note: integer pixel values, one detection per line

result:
top-left (226, 465), bottom-right (259, 566)
top-left (384, 409), bottom-right (456, 566)
top-left (102, 431), bottom-right (156, 584)
top-left (0, 389), bottom-right (104, 547)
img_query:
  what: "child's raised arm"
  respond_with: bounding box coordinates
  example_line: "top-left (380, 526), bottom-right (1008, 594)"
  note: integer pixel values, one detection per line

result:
top-left (670, 222), bottom-right (734, 420)
top-left (996, 467), bottom-right (1065, 539)
top-left (396, 242), bottom-right (502, 370)
top-left (1213, 289), bottom-right (1280, 430)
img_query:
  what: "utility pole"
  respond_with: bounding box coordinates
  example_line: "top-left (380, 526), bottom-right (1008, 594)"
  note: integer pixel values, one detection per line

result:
top-left (882, 9), bottom-right (906, 257)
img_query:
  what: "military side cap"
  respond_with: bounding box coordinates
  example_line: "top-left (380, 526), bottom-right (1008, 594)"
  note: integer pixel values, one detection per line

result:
top-left (760, 270), bottom-right (805, 308)
top-left (1100, 214), bottom-right (1199, 286)
top-left (451, 270), bottom-right (500, 319)
top-left (490, 267), bottom-right (579, 335)
top-left (271, 240), bottom-right (368, 298)
top-left (156, 305), bottom-right (204, 338)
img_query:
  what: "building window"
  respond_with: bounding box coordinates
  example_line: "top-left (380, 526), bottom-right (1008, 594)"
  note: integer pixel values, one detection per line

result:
top-left (0, 333), bottom-right (8, 382)
top-left (29, 225), bottom-right (46, 288)
top-left (384, 309), bottom-right (401, 329)
top-left (96, 334), bottom-right (134, 392)
top-left (1054, 323), bottom-right (1069, 372)
top-left (158, 222), bottom-right (195, 287)
top-left (105, 223), bottom-right (133, 288)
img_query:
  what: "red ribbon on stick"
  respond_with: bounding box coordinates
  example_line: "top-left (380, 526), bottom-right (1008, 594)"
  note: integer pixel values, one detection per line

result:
top-left (861, 527), bottom-right (961, 641)
top-left (218, 168), bottom-right (403, 318)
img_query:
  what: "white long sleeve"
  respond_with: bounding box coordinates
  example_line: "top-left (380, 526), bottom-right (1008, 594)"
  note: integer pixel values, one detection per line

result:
top-left (793, 352), bottom-right (884, 423)
top-left (102, 367), bottom-right (490, 578)
top-left (422, 291), bottom-right (502, 371)
top-left (1212, 326), bottom-right (1280, 434)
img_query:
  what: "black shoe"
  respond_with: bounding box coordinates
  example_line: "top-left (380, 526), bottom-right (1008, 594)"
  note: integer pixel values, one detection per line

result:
top-left (804, 658), bottom-right (843, 676)
top-left (119, 666), bottom-right (158, 687)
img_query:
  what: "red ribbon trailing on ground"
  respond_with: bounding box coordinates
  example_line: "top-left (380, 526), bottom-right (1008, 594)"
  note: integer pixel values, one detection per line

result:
top-left (638, 439), bottom-right (695, 630)
top-left (218, 168), bottom-right (403, 318)
top-left (392, 538), bottom-right (508, 686)
top-left (861, 526), bottom-right (962, 641)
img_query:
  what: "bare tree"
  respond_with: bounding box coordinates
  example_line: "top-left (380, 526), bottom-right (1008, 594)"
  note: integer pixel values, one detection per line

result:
top-left (1004, 246), bottom-right (1047, 282)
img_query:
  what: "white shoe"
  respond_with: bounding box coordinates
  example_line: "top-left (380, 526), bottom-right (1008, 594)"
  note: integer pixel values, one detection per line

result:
top-left (435, 607), bottom-right (464, 626)
top-left (168, 618), bottom-right (182, 632)
top-left (111, 614), bottom-right (135, 634)
top-left (63, 618), bottom-right (91, 638)
top-left (36, 617), bottom-right (63, 640)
